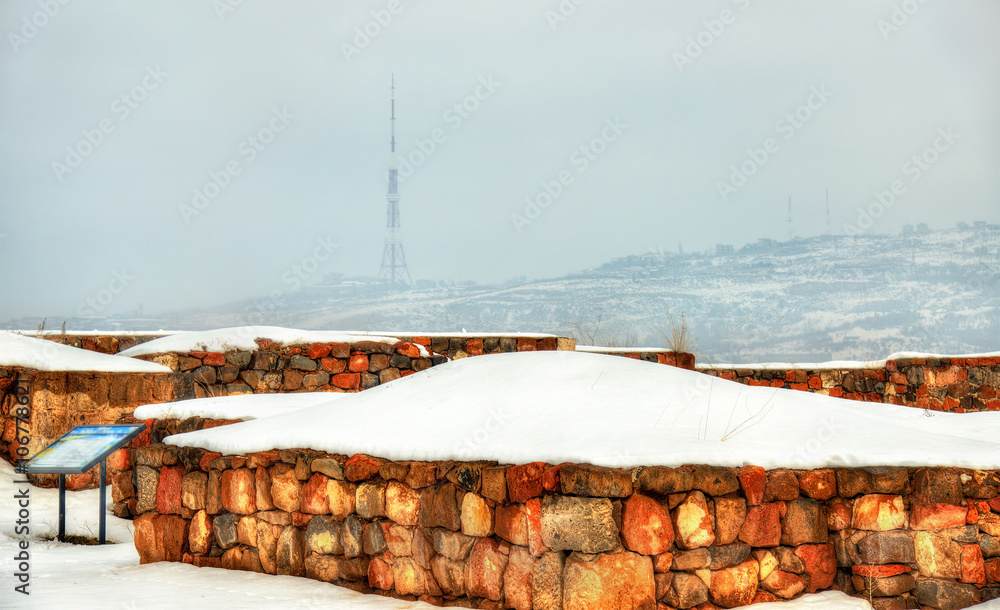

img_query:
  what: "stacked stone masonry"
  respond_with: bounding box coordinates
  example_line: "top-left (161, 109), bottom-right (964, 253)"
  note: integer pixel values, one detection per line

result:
top-left (702, 357), bottom-right (1000, 413)
top-left (131, 446), bottom-right (1000, 609)
top-left (0, 366), bottom-right (176, 489)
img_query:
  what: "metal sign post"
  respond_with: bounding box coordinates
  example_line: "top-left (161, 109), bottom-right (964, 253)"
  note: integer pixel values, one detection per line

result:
top-left (20, 424), bottom-right (145, 544)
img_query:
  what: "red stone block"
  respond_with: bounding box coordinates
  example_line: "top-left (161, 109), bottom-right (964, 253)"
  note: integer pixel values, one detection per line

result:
top-left (331, 373), bottom-right (360, 389)
top-left (292, 511), bottom-right (312, 528)
top-left (189, 350), bottom-right (208, 359)
top-left (807, 376), bottom-right (821, 389)
top-left (910, 503), bottom-right (968, 530)
top-left (784, 371), bottom-right (797, 382)
top-left (507, 462), bottom-right (546, 504)
top-left (307, 343), bottom-right (331, 359)
top-left (961, 545), bottom-right (986, 585)
top-left (108, 448), bottom-right (130, 471)
top-left (199, 451), bottom-right (222, 471)
top-left (465, 338), bottom-right (485, 355)
top-left (770, 379), bottom-right (784, 388)
top-left (467, 538), bottom-right (509, 600)
top-left (411, 336), bottom-right (431, 346)
top-left (203, 352), bottom-right (225, 366)
top-left (968, 503), bottom-right (979, 525)
top-left (320, 358), bottom-right (346, 374)
top-left (345, 454), bottom-right (384, 482)
top-left (394, 341), bottom-right (421, 358)
top-left (753, 590), bottom-right (781, 604)
top-left (829, 387), bottom-right (844, 398)
top-left (157, 465), bottom-right (184, 515)
top-left (537, 337), bottom-right (558, 350)
top-left (852, 564), bottom-right (910, 578)
top-left (525, 498), bottom-right (547, 556)
top-left (348, 354), bottom-right (369, 373)
top-left (795, 544), bottom-right (836, 593)
top-left (739, 503), bottom-right (781, 547)
top-left (986, 558), bottom-right (1000, 583)
top-left (369, 556), bottom-right (394, 590)
top-left (542, 464), bottom-right (565, 491)
top-left (300, 473), bottom-right (330, 514)
top-left (737, 465), bottom-right (766, 506)
top-left (826, 499), bottom-right (852, 530)
top-left (516, 337), bottom-right (537, 351)
top-left (622, 494), bottom-right (674, 555)
top-left (495, 504), bottom-right (528, 546)
top-left (789, 383), bottom-right (809, 392)
top-left (797, 469), bottom-right (836, 500)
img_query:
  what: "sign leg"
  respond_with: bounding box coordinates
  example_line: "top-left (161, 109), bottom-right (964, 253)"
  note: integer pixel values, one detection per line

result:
top-left (99, 460), bottom-right (107, 544)
top-left (58, 474), bottom-right (66, 543)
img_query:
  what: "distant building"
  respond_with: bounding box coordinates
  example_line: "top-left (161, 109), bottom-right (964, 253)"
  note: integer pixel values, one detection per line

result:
top-left (957, 221), bottom-right (970, 229)
top-left (974, 220), bottom-right (988, 228)
top-left (916, 223), bottom-right (930, 234)
top-left (716, 244), bottom-right (734, 257)
top-left (902, 224), bottom-right (915, 235)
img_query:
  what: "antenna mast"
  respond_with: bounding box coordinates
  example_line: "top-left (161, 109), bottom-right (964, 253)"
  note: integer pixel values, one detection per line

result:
top-left (378, 74), bottom-right (412, 285)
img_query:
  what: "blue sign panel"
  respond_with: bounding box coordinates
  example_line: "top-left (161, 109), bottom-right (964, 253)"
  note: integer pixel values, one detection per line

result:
top-left (21, 424), bottom-right (145, 475)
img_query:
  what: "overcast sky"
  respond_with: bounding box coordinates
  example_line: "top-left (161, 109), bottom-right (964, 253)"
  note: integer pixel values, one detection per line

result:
top-left (1, 0), bottom-right (997, 320)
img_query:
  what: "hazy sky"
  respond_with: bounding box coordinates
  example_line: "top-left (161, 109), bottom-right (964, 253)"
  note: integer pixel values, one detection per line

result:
top-left (1, 0), bottom-right (997, 320)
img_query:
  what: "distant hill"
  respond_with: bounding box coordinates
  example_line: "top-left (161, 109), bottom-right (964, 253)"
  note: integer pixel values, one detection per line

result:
top-left (13, 225), bottom-right (999, 363)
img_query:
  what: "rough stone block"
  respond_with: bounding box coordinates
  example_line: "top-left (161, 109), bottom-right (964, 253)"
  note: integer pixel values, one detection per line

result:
top-left (709, 559), bottom-right (760, 608)
top-left (621, 493), bottom-right (673, 555)
top-left (305, 515), bottom-right (343, 555)
top-left (781, 498), bottom-right (828, 545)
top-left (386, 481), bottom-right (420, 526)
top-left (560, 463), bottom-right (633, 498)
top-left (460, 492), bottom-right (493, 537)
top-left (858, 530), bottom-right (917, 565)
top-left (739, 503), bottom-right (782, 548)
top-left (853, 494), bottom-right (906, 531)
top-left (674, 490), bottom-right (715, 550)
top-left (563, 550), bottom-right (655, 610)
top-left (465, 538), bottom-right (509, 601)
top-left (636, 465), bottom-right (693, 495)
top-left (507, 462), bottom-right (546, 504)
top-left (540, 495), bottom-right (619, 553)
top-left (691, 465), bottom-right (740, 496)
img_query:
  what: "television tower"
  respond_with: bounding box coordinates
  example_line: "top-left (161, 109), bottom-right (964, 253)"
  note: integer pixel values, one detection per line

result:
top-left (378, 74), bottom-right (412, 285)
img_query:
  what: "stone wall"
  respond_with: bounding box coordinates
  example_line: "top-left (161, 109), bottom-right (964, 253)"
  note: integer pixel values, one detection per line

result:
top-left (31, 332), bottom-right (172, 354)
top-left (131, 445), bottom-right (1000, 609)
top-left (0, 366), bottom-right (175, 489)
top-left (131, 336), bottom-right (582, 400)
top-left (700, 356), bottom-right (1000, 413)
top-left (576, 347), bottom-right (696, 370)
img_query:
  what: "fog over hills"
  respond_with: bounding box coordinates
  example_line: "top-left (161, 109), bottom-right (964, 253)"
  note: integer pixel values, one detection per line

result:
top-left (17, 225), bottom-right (997, 364)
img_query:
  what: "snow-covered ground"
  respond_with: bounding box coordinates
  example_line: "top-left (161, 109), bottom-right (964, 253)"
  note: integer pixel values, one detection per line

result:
top-left (0, 332), bottom-right (171, 373)
top-left (133, 392), bottom-right (347, 421)
top-left (165, 351), bottom-right (1000, 470)
top-left (118, 326), bottom-right (430, 358)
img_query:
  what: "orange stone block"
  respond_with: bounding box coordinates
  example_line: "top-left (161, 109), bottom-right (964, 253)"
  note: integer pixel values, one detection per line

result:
top-left (622, 493), bottom-right (674, 556)
top-left (910, 503), bottom-right (969, 530)
top-left (961, 545), bottom-right (986, 585)
top-left (221, 468), bottom-right (257, 515)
